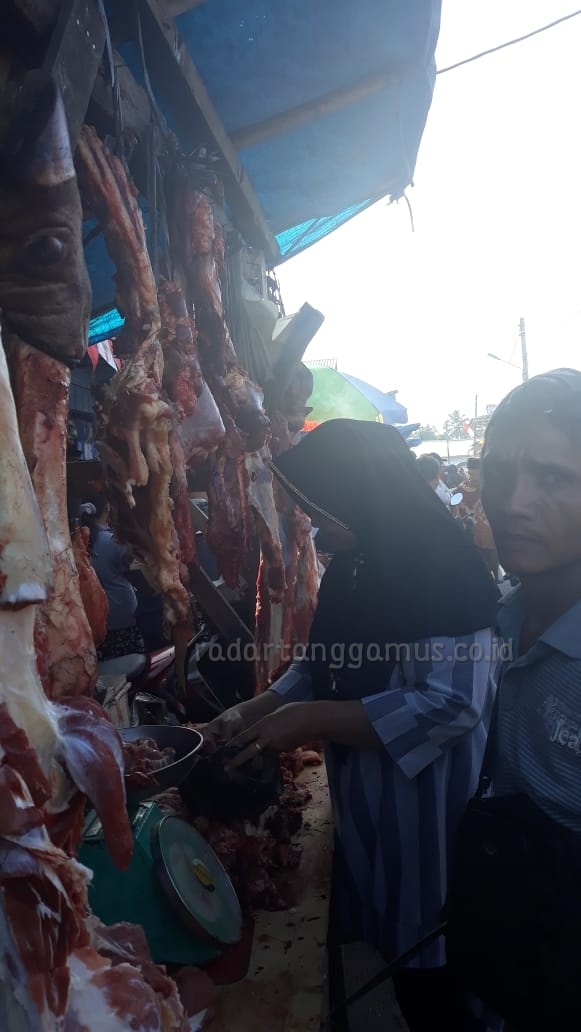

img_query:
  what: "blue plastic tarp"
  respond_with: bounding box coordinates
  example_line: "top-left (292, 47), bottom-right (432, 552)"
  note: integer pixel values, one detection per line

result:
top-left (177, 0), bottom-right (441, 254)
top-left (89, 0), bottom-right (441, 326)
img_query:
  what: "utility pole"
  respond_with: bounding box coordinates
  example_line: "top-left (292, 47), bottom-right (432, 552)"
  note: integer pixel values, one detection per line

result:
top-left (519, 317), bottom-right (529, 382)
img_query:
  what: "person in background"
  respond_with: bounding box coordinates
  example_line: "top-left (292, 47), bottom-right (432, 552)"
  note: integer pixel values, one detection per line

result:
top-left (445, 464), bottom-right (461, 491)
top-left (432, 453), bottom-right (454, 508)
top-left (85, 494), bottom-right (145, 660)
top-left (461, 459), bottom-right (499, 580)
top-left (459, 458), bottom-right (481, 510)
top-left (203, 420), bottom-right (498, 1032)
top-left (417, 454), bottom-right (452, 507)
top-left (129, 567), bottom-right (169, 653)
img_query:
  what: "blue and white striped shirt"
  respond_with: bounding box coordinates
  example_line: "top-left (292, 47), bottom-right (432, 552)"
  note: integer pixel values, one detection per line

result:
top-left (495, 589), bottom-right (581, 836)
top-left (272, 631), bottom-right (498, 968)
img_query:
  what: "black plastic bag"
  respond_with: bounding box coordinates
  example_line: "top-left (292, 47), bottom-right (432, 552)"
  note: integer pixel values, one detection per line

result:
top-left (180, 743), bottom-right (283, 823)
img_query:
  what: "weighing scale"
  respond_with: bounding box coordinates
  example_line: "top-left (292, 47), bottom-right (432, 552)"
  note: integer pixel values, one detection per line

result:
top-left (80, 802), bottom-right (243, 966)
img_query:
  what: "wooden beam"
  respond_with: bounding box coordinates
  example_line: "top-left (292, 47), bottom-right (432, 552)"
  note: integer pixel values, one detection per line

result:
top-left (42, 0), bottom-right (106, 148)
top-left (5, 0), bottom-right (59, 34)
top-left (188, 562), bottom-right (254, 648)
top-left (163, 0), bottom-right (206, 15)
top-left (139, 0), bottom-right (280, 264)
top-left (231, 69), bottom-right (399, 150)
top-left (91, 49), bottom-right (152, 137)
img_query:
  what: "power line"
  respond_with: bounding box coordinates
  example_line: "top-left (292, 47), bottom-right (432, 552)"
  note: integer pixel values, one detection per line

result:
top-left (438, 9), bottom-right (581, 76)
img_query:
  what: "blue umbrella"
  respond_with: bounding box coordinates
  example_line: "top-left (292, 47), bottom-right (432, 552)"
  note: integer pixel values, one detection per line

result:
top-left (306, 365), bottom-right (408, 425)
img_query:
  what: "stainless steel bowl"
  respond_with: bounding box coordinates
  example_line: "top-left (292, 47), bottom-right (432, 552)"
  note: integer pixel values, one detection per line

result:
top-left (120, 724), bottom-right (203, 805)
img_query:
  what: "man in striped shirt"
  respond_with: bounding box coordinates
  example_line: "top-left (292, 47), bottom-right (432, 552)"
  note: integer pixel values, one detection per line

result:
top-left (482, 369), bottom-right (581, 833)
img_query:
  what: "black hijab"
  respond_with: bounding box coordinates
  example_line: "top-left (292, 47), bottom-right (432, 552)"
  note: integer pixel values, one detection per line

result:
top-left (271, 420), bottom-right (498, 700)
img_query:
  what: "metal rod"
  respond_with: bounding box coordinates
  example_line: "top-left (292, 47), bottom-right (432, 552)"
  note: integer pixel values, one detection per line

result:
top-left (519, 317), bottom-right (529, 382)
top-left (324, 923), bottom-right (448, 1024)
top-left (231, 69), bottom-right (399, 150)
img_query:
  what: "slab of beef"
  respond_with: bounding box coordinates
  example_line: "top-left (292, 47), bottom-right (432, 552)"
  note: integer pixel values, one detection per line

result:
top-left (158, 278), bottom-right (201, 569)
top-left (9, 342), bottom-right (99, 699)
top-left (0, 78), bottom-right (91, 366)
top-left (0, 89), bottom-right (202, 1030)
top-left (71, 523), bottom-right (108, 646)
top-left (0, 325), bottom-right (135, 1026)
top-left (76, 127), bottom-right (191, 631)
top-left (0, 82), bottom-right (97, 701)
top-left (173, 184), bottom-right (269, 589)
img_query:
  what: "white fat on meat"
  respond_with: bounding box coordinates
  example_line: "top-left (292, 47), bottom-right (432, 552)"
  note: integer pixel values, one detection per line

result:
top-left (0, 607), bottom-right (68, 809)
top-left (66, 951), bottom-right (163, 1032)
top-left (0, 342), bottom-right (52, 607)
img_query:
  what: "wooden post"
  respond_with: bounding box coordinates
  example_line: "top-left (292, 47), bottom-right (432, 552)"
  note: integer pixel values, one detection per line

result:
top-left (42, 0), bottom-right (106, 148)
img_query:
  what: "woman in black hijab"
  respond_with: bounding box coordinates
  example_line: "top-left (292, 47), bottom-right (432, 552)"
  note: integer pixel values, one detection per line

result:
top-left (204, 420), bottom-right (498, 1031)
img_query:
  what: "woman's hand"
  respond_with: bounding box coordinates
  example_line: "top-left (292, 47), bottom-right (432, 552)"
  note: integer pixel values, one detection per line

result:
top-left (200, 709), bottom-right (244, 753)
top-left (228, 699), bottom-right (381, 763)
top-left (227, 703), bottom-right (313, 768)
top-left (200, 690), bottom-right (284, 754)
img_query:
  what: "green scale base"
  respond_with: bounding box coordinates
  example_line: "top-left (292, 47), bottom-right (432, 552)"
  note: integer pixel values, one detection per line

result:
top-left (79, 802), bottom-right (221, 967)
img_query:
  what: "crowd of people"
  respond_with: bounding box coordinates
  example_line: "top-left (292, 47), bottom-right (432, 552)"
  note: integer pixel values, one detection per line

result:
top-left (417, 452), bottom-right (501, 582)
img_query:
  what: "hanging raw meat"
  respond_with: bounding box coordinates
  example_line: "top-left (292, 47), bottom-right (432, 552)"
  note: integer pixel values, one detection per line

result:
top-left (71, 523), bottom-right (108, 646)
top-left (0, 322), bottom-right (133, 1023)
top-left (0, 80), bottom-right (97, 699)
top-left (0, 346), bottom-right (52, 608)
top-left (9, 341), bottom-right (99, 698)
top-left (0, 82), bottom-right (208, 1031)
top-left (76, 127), bottom-right (191, 631)
top-left (206, 421), bottom-right (251, 589)
top-left (247, 449), bottom-right (286, 689)
top-left (158, 265), bottom-right (224, 468)
top-left (158, 278), bottom-right (201, 570)
top-left (178, 187), bottom-right (269, 452)
top-left (158, 277), bottom-right (203, 420)
top-left (178, 379), bottom-right (225, 468)
top-left (0, 77), bottom-right (91, 366)
top-left (172, 183), bottom-right (268, 587)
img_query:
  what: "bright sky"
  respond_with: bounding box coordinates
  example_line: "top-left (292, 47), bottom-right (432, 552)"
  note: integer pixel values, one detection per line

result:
top-left (277, 1), bottom-right (581, 429)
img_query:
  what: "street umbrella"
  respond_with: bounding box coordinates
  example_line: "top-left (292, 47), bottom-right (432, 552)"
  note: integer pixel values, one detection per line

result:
top-left (305, 367), bottom-right (408, 426)
top-left (396, 423), bottom-right (421, 448)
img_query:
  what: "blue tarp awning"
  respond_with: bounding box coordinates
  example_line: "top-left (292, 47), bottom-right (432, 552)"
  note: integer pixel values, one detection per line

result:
top-left (89, 0), bottom-right (441, 332)
top-left (175, 0), bottom-right (441, 258)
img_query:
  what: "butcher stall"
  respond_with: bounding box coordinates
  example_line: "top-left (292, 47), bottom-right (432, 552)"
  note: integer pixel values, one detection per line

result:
top-left (0, 1), bottom-right (441, 1029)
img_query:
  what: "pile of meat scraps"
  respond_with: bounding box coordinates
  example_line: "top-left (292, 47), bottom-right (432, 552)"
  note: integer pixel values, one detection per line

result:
top-left (123, 737), bottom-right (177, 791)
top-left (153, 749), bottom-right (322, 913)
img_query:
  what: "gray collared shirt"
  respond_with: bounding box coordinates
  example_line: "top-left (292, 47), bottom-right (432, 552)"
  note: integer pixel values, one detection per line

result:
top-left (494, 587), bottom-right (581, 834)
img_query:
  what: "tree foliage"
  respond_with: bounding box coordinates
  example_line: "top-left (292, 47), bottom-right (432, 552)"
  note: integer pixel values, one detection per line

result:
top-left (419, 424), bottom-right (441, 441)
top-left (444, 410), bottom-right (471, 440)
